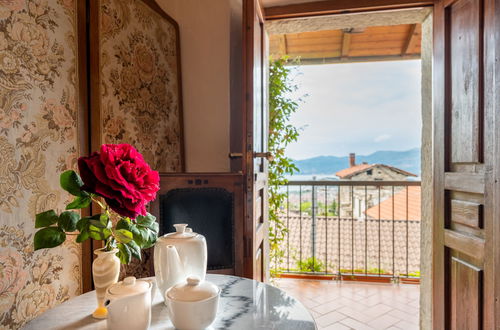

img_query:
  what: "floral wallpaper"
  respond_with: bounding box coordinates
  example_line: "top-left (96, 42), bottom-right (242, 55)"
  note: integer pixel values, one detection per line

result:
top-left (0, 0), bottom-right (82, 328)
top-left (98, 0), bottom-right (183, 279)
top-left (99, 0), bottom-right (183, 173)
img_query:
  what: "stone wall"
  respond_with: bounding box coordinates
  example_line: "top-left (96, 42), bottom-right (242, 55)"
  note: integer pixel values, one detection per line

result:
top-left (419, 12), bottom-right (433, 330)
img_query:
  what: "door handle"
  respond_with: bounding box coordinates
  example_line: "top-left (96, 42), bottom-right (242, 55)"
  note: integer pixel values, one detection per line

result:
top-left (229, 153), bottom-right (243, 159)
top-left (253, 152), bottom-right (274, 162)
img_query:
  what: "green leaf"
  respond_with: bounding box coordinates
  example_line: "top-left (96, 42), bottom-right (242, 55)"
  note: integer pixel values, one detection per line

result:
top-left (117, 243), bottom-right (131, 264)
top-left (34, 227), bottom-right (66, 250)
top-left (126, 240), bottom-right (141, 261)
top-left (135, 213), bottom-right (156, 229)
top-left (100, 213), bottom-right (109, 227)
top-left (115, 218), bottom-right (132, 231)
top-left (58, 211), bottom-right (80, 232)
top-left (76, 217), bottom-right (91, 232)
top-left (89, 224), bottom-right (111, 240)
top-left (60, 170), bottom-right (88, 197)
top-left (35, 210), bottom-right (59, 228)
top-left (66, 196), bottom-right (91, 210)
top-left (89, 219), bottom-right (106, 228)
top-left (76, 230), bottom-right (89, 243)
top-left (123, 213), bottom-right (158, 249)
top-left (114, 229), bottom-right (133, 244)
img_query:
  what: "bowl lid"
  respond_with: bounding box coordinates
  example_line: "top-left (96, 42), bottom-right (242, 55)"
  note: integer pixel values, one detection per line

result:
top-left (166, 276), bottom-right (219, 302)
top-left (164, 224), bottom-right (196, 239)
top-left (108, 276), bottom-right (150, 296)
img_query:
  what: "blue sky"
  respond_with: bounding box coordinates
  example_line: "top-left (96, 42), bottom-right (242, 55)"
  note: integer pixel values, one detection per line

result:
top-left (286, 60), bottom-right (422, 160)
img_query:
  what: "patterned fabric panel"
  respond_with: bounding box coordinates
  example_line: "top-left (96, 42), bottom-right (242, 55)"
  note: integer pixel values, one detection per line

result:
top-left (97, 0), bottom-right (183, 279)
top-left (99, 0), bottom-right (183, 173)
top-left (0, 0), bottom-right (82, 328)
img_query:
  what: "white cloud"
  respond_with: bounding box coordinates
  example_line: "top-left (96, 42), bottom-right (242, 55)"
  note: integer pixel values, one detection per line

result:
top-left (374, 134), bottom-right (391, 142)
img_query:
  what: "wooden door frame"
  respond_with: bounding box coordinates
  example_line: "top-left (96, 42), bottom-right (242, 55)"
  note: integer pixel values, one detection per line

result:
top-left (76, 0), bottom-right (92, 293)
top-left (243, 0), bottom-right (270, 280)
top-left (240, 0), bottom-right (436, 284)
top-left (263, 0), bottom-right (434, 20)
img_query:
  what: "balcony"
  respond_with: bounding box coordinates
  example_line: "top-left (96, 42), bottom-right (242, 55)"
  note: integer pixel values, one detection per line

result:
top-left (272, 180), bottom-right (421, 281)
top-left (270, 180), bottom-right (421, 328)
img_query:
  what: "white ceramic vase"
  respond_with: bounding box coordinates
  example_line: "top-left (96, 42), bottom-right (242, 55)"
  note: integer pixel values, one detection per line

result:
top-left (92, 248), bottom-right (120, 319)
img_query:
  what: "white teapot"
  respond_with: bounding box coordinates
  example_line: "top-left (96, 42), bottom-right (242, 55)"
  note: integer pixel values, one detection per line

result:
top-left (154, 223), bottom-right (207, 302)
top-left (104, 276), bottom-right (152, 330)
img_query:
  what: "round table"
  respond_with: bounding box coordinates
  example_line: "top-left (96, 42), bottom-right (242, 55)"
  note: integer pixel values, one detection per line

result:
top-left (23, 274), bottom-right (317, 330)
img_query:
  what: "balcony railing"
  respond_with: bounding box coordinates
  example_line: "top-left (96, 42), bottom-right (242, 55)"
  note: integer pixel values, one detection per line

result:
top-left (271, 180), bottom-right (421, 280)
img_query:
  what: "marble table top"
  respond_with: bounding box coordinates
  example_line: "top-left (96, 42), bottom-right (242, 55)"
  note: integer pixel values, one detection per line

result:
top-left (23, 274), bottom-right (317, 330)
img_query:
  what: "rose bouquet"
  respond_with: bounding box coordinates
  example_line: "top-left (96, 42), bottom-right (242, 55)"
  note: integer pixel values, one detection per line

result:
top-left (33, 144), bottom-right (160, 264)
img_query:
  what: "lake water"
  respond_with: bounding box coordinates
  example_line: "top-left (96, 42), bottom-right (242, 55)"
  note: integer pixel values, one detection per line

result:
top-left (285, 173), bottom-right (339, 181)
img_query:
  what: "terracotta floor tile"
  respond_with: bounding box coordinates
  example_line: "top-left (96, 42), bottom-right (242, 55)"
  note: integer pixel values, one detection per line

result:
top-left (365, 303), bottom-right (393, 318)
top-left (387, 309), bottom-right (419, 325)
top-left (322, 322), bottom-right (352, 330)
top-left (393, 319), bottom-right (419, 330)
top-left (316, 311), bottom-right (348, 327)
top-left (339, 317), bottom-right (375, 330)
top-left (300, 297), bottom-right (322, 309)
top-left (336, 306), bottom-right (374, 324)
top-left (368, 313), bottom-right (400, 329)
top-left (274, 278), bottom-right (419, 329)
top-left (311, 299), bottom-right (345, 315)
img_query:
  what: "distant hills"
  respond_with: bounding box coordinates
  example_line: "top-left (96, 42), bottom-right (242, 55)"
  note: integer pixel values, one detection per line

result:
top-left (293, 148), bottom-right (421, 176)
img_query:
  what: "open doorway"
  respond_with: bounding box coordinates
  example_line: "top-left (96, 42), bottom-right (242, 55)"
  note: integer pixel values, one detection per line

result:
top-left (265, 8), bottom-right (432, 329)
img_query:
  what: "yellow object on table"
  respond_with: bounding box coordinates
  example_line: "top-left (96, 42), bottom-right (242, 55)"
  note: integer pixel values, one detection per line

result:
top-left (92, 306), bottom-right (108, 319)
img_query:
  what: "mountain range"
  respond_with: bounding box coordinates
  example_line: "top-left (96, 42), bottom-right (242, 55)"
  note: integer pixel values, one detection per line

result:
top-left (293, 148), bottom-right (421, 176)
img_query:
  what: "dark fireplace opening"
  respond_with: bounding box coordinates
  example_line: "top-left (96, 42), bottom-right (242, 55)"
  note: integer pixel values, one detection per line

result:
top-left (159, 188), bottom-right (234, 270)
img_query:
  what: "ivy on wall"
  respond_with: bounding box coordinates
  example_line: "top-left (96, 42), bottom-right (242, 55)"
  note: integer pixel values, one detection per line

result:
top-left (268, 57), bottom-right (304, 276)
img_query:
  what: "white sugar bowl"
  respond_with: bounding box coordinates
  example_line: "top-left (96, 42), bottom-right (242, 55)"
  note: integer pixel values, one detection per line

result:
top-left (165, 276), bottom-right (220, 330)
top-left (104, 276), bottom-right (152, 330)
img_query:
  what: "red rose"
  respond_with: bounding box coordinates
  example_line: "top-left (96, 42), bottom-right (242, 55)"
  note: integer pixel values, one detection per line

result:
top-left (78, 144), bottom-right (160, 219)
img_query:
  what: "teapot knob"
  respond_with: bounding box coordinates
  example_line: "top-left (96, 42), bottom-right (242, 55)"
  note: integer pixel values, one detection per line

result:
top-left (123, 276), bottom-right (136, 286)
top-left (187, 276), bottom-right (201, 286)
top-left (173, 224), bottom-right (188, 233)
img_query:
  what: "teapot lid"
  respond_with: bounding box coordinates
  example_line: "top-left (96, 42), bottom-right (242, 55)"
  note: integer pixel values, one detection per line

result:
top-left (166, 276), bottom-right (219, 302)
top-left (108, 276), bottom-right (150, 296)
top-left (164, 224), bottom-right (196, 239)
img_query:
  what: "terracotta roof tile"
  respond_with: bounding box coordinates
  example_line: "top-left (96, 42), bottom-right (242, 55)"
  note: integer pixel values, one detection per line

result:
top-left (365, 186), bottom-right (421, 221)
top-left (335, 164), bottom-right (374, 178)
top-left (335, 164), bottom-right (417, 179)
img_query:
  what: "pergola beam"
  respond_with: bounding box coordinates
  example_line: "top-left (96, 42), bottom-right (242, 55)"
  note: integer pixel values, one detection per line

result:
top-left (401, 23), bottom-right (417, 55)
top-left (341, 31), bottom-right (352, 59)
top-left (278, 34), bottom-right (288, 57)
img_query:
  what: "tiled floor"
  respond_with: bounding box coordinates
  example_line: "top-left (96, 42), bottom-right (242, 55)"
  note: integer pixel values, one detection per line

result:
top-left (274, 278), bottom-right (419, 330)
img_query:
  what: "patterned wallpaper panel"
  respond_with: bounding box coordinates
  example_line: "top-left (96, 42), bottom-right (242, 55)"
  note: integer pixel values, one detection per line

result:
top-left (97, 0), bottom-right (184, 279)
top-left (99, 0), bottom-right (183, 173)
top-left (0, 0), bottom-right (82, 329)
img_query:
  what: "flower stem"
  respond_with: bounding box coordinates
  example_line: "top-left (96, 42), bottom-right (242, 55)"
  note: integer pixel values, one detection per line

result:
top-left (90, 194), bottom-right (108, 211)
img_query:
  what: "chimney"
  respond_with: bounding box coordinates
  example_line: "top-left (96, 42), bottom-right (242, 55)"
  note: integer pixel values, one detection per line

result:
top-left (349, 153), bottom-right (356, 167)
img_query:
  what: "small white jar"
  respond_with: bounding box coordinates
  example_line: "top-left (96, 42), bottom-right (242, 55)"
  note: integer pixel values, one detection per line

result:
top-left (104, 276), bottom-right (152, 330)
top-left (165, 276), bottom-right (220, 330)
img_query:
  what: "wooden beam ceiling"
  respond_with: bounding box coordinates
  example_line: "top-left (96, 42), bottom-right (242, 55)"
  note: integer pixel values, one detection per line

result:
top-left (264, 0), bottom-right (434, 20)
top-left (269, 23), bottom-right (422, 64)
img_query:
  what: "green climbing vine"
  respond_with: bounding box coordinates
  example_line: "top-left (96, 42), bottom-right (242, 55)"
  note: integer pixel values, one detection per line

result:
top-left (268, 57), bottom-right (303, 277)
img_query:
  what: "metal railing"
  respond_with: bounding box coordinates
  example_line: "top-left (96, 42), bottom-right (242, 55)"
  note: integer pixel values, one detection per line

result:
top-left (271, 180), bottom-right (421, 280)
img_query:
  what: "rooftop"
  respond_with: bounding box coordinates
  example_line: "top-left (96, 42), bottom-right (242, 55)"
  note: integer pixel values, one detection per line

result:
top-left (335, 164), bottom-right (417, 179)
top-left (365, 186), bottom-right (421, 221)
